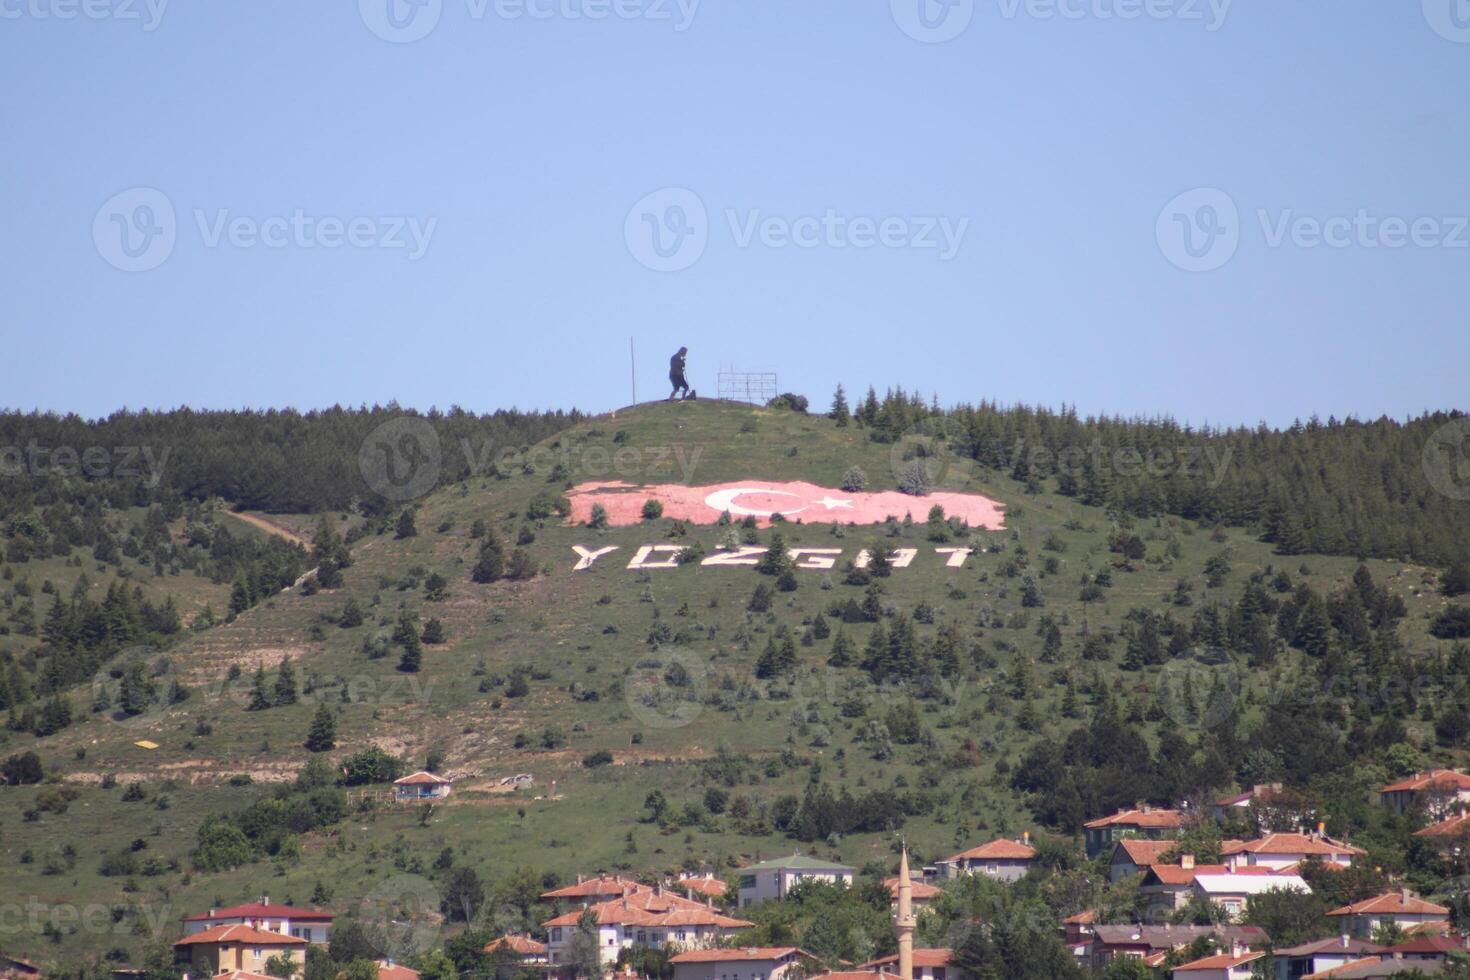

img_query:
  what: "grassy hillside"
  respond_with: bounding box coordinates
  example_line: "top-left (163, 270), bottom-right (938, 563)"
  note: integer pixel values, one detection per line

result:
top-left (1, 400), bottom-right (1463, 967)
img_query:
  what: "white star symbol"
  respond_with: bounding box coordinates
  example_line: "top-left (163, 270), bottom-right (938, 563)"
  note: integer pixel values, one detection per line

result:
top-left (813, 496), bottom-right (854, 510)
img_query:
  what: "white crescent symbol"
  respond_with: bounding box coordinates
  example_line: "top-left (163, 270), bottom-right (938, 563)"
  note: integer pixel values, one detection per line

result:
top-left (704, 487), bottom-right (808, 518)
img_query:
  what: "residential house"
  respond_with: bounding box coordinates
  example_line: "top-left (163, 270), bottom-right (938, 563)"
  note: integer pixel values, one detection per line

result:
top-left (173, 924), bottom-right (307, 979)
top-left (377, 962), bottom-right (422, 980)
top-left (670, 947), bottom-right (817, 980)
top-left (1212, 785), bottom-right (1283, 824)
top-left (1301, 955), bottom-right (1455, 979)
top-left (1272, 936), bottom-right (1383, 980)
top-left (1222, 831), bottom-right (1364, 871)
top-left (393, 771), bottom-right (453, 802)
top-left (862, 949), bottom-right (955, 980)
top-left (1109, 839), bottom-right (1178, 883)
top-left (1061, 910), bottom-right (1097, 960)
top-left (541, 875), bottom-right (647, 910)
top-left (677, 876), bottom-right (731, 901)
top-left (483, 934), bottom-right (550, 966)
top-left (542, 887), bottom-right (754, 968)
top-left (1083, 807), bottom-right (1186, 858)
top-left (1170, 947), bottom-right (1264, 980)
top-left (1376, 936), bottom-right (1470, 964)
top-left (1379, 771), bottom-right (1470, 817)
top-left (1412, 810), bottom-right (1470, 855)
top-left (936, 836), bottom-right (1037, 882)
top-left (1326, 891), bottom-right (1451, 940)
top-left (182, 899), bottom-right (335, 944)
top-left (1140, 859), bottom-right (1307, 920)
top-left (736, 856), bottom-right (855, 907)
top-left (1084, 925), bottom-right (1267, 969)
top-left (885, 877), bottom-right (941, 910)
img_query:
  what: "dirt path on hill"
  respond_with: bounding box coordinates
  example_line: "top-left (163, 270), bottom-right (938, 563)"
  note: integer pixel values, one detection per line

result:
top-left (223, 510), bottom-right (310, 548)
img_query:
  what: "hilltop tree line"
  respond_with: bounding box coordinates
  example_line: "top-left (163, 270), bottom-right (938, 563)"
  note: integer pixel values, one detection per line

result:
top-left (837, 386), bottom-right (1470, 569)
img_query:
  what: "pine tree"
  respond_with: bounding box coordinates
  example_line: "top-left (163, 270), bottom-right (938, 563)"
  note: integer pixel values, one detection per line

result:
top-left (119, 661), bottom-right (155, 716)
top-left (829, 385), bottom-right (850, 427)
top-left (395, 509), bottom-right (418, 539)
top-left (305, 702), bottom-right (336, 752)
top-left (757, 533), bottom-right (791, 576)
top-left (828, 628), bottom-right (854, 666)
top-left (471, 531), bottom-right (505, 582)
top-left (399, 631), bottom-right (423, 673)
top-left (274, 657), bottom-right (298, 706)
top-left (247, 665), bottom-right (272, 711)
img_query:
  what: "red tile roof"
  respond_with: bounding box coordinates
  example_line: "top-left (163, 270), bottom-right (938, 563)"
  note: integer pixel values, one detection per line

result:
top-left (1326, 892), bottom-right (1449, 917)
top-left (183, 904), bottom-right (335, 923)
top-left (669, 948), bottom-right (807, 964)
top-left (1084, 808), bottom-right (1185, 830)
top-left (1226, 833), bottom-right (1365, 858)
top-left (677, 876), bottom-right (730, 898)
top-left (862, 949), bottom-right (955, 970)
top-left (483, 935), bottom-right (548, 955)
top-left (1379, 935), bottom-right (1470, 955)
top-left (174, 925), bottom-right (309, 947)
top-left (540, 875), bottom-right (645, 900)
top-left (945, 838), bottom-right (1037, 861)
top-left (1144, 863), bottom-right (1230, 886)
top-left (542, 890), bottom-right (752, 929)
top-left (1063, 909), bottom-right (1097, 925)
top-left (1380, 769), bottom-right (1470, 794)
top-left (376, 965), bottom-right (421, 980)
top-left (884, 877), bottom-right (942, 900)
top-left (1114, 839), bottom-right (1176, 866)
top-left (393, 771), bottom-right (452, 785)
top-left (1413, 812), bottom-right (1470, 838)
top-left (1173, 950), bottom-right (1265, 972)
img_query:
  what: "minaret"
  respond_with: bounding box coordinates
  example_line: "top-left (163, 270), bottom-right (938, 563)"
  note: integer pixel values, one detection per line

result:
top-left (896, 846), bottom-right (915, 980)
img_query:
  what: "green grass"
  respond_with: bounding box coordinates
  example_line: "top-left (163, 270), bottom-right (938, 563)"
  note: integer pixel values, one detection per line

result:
top-left (0, 400), bottom-right (1458, 965)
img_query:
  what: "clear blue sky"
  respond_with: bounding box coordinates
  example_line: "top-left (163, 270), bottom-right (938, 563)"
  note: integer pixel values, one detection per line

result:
top-left (3, 0), bottom-right (1466, 428)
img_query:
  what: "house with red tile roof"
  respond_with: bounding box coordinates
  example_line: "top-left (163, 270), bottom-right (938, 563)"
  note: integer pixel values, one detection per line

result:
top-left (1212, 785), bottom-right (1283, 824)
top-left (1270, 936), bottom-right (1383, 980)
top-left (1140, 858), bottom-right (1308, 919)
top-left (1109, 839), bottom-right (1179, 882)
top-left (484, 934), bottom-right (549, 965)
top-left (884, 877), bottom-right (941, 910)
top-left (376, 962), bottom-right (422, 980)
top-left (669, 947), bottom-right (816, 980)
top-left (1169, 946), bottom-right (1264, 980)
top-left (676, 876), bottom-right (730, 901)
top-left (1083, 807), bottom-right (1186, 858)
top-left (936, 835), bottom-right (1037, 882)
top-left (1300, 958), bottom-right (1445, 979)
top-left (1083, 925), bottom-right (1266, 970)
top-left (1379, 770), bottom-right (1470, 817)
top-left (173, 924), bottom-right (307, 979)
top-left (393, 771), bottom-right (453, 802)
top-left (182, 898), bottom-right (335, 944)
top-left (1222, 831), bottom-right (1366, 871)
top-left (1412, 810), bottom-right (1470, 853)
top-left (542, 887), bottom-right (754, 968)
top-left (1326, 891), bottom-right (1450, 940)
top-left (862, 948), bottom-right (954, 980)
top-left (541, 875), bottom-right (648, 909)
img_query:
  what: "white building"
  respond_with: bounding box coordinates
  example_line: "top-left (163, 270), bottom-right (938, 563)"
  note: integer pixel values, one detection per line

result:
top-left (736, 855), bottom-right (855, 908)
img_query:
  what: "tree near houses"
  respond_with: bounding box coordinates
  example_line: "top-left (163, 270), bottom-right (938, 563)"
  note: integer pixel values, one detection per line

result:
top-left (442, 866), bottom-right (485, 923)
top-left (563, 910), bottom-right (603, 980)
top-left (305, 702), bottom-right (336, 752)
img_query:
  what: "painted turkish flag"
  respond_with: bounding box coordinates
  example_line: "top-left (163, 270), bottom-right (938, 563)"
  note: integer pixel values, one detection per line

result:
top-left (565, 481), bottom-right (1005, 529)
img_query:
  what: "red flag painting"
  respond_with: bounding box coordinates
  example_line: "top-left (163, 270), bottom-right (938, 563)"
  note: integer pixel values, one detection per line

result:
top-left (566, 480), bottom-right (1006, 529)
